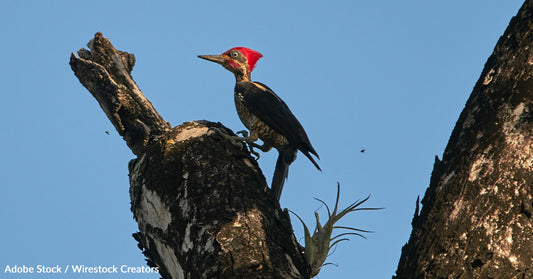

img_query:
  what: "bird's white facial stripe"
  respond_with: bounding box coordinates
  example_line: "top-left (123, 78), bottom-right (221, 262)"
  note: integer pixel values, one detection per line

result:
top-left (252, 82), bottom-right (267, 91)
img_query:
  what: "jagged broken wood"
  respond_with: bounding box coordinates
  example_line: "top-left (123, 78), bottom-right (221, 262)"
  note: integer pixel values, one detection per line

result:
top-left (395, 1), bottom-right (533, 278)
top-left (70, 32), bottom-right (310, 279)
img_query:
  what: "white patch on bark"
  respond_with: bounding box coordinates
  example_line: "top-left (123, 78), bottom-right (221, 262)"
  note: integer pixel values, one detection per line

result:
top-left (181, 220), bottom-right (217, 255)
top-left (449, 198), bottom-right (466, 221)
top-left (481, 210), bottom-right (499, 234)
top-left (502, 103), bottom-right (533, 169)
top-left (493, 226), bottom-right (517, 268)
top-left (197, 225), bottom-right (216, 253)
top-left (139, 185), bottom-right (172, 230)
top-left (468, 155), bottom-right (494, 182)
top-left (217, 208), bottom-right (268, 265)
top-left (179, 171), bottom-right (190, 217)
top-left (178, 198), bottom-right (190, 217)
top-left (182, 223), bottom-right (194, 252)
top-left (174, 126), bottom-right (209, 142)
top-left (502, 103), bottom-right (525, 140)
top-left (203, 235), bottom-right (215, 253)
top-left (442, 171), bottom-right (455, 185)
top-left (506, 228), bottom-right (513, 245)
top-left (153, 236), bottom-right (184, 279)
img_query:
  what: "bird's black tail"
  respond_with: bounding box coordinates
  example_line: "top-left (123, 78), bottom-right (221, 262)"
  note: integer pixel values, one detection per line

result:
top-left (271, 147), bottom-right (297, 201)
top-left (302, 150), bottom-right (321, 171)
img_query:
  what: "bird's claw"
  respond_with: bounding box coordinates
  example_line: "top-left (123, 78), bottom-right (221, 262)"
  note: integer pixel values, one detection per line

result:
top-left (226, 130), bottom-right (261, 159)
top-left (248, 146), bottom-right (261, 160)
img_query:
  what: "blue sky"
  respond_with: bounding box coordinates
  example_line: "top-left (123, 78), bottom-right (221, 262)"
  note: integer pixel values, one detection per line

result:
top-left (0, 1), bottom-right (524, 278)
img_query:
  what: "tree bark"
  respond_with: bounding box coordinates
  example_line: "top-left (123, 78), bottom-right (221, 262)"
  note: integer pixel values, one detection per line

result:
top-left (395, 1), bottom-right (533, 278)
top-left (70, 32), bottom-right (310, 279)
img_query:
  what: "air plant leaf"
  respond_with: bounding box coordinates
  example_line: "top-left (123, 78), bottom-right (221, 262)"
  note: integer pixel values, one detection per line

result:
top-left (290, 182), bottom-right (382, 278)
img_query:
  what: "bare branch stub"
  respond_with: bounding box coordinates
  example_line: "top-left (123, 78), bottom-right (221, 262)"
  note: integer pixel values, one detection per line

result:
top-left (69, 32), bottom-right (171, 155)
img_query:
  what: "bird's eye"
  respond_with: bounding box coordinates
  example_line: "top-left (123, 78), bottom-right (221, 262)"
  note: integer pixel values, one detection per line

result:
top-left (230, 51), bottom-right (239, 58)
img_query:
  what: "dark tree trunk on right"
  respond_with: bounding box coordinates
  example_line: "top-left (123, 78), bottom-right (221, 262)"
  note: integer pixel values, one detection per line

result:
top-left (395, 1), bottom-right (533, 278)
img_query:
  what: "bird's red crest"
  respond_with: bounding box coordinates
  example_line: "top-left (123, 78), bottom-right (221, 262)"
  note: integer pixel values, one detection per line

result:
top-left (225, 47), bottom-right (263, 72)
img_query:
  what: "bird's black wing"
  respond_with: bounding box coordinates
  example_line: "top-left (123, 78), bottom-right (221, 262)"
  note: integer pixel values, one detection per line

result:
top-left (235, 81), bottom-right (320, 165)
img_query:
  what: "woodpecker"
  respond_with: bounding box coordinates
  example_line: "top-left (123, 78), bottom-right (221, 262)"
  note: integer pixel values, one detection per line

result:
top-left (198, 47), bottom-right (320, 201)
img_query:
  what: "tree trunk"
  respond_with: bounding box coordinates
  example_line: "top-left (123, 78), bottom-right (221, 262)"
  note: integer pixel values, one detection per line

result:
top-left (70, 32), bottom-right (310, 279)
top-left (395, 1), bottom-right (533, 278)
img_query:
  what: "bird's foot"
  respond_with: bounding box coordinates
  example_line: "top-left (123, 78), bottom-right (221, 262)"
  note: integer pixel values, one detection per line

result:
top-left (245, 142), bottom-right (273, 160)
top-left (251, 142), bottom-right (273, 153)
top-left (207, 128), bottom-right (261, 159)
top-left (228, 131), bottom-right (264, 159)
top-left (208, 127), bottom-right (245, 147)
